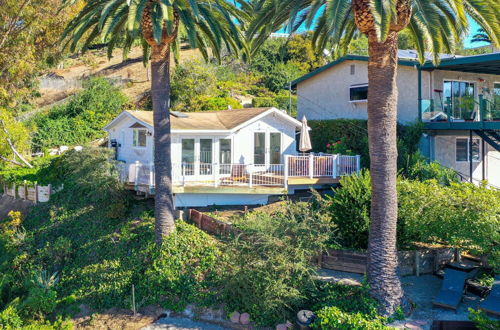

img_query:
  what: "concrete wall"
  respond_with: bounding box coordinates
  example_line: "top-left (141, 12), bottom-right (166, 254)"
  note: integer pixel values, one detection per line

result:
top-left (431, 132), bottom-right (500, 188)
top-left (296, 60), bottom-right (430, 124)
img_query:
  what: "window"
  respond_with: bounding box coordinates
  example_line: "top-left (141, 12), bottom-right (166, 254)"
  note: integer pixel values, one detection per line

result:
top-left (270, 133), bottom-right (281, 164)
top-left (254, 132), bottom-right (266, 165)
top-left (349, 84), bottom-right (368, 102)
top-left (456, 138), bottom-right (480, 162)
top-left (133, 129), bottom-right (147, 147)
top-left (350, 64), bottom-right (355, 75)
top-left (219, 139), bottom-right (231, 164)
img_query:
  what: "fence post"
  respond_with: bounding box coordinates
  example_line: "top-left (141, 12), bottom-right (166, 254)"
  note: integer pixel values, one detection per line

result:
top-left (34, 182), bottom-right (38, 204)
top-left (249, 164), bottom-right (253, 188)
top-left (309, 153), bottom-right (314, 179)
top-left (24, 180), bottom-right (28, 200)
top-left (332, 155), bottom-right (338, 179)
top-left (284, 155), bottom-right (289, 189)
top-left (415, 251), bottom-right (420, 277)
top-left (356, 155), bottom-right (361, 174)
top-left (12, 183), bottom-right (16, 199)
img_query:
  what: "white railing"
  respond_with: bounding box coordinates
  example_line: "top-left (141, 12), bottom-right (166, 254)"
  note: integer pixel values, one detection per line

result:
top-left (120, 154), bottom-right (361, 189)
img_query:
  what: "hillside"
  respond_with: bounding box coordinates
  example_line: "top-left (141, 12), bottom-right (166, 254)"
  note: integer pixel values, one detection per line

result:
top-left (37, 46), bottom-right (202, 110)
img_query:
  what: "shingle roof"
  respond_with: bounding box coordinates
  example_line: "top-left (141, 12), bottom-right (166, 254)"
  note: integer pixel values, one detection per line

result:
top-left (125, 107), bottom-right (274, 131)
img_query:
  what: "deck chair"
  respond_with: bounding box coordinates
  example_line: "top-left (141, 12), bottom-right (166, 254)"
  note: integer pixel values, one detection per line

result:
top-left (220, 164), bottom-right (248, 185)
top-left (433, 268), bottom-right (469, 311)
top-left (480, 276), bottom-right (500, 317)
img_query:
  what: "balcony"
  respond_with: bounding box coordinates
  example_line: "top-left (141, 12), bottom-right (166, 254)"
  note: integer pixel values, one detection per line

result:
top-left (421, 95), bottom-right (500, 130)
top-left (120, 154), bottom-right (361, 194)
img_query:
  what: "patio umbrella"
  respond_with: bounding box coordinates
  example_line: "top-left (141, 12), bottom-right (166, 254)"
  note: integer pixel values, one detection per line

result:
top-left (299, 115), bottom-right (312, 152)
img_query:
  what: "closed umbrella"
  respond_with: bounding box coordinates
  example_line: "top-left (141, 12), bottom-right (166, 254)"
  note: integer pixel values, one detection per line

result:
top-left (299, 115), bottom-right (312, 152)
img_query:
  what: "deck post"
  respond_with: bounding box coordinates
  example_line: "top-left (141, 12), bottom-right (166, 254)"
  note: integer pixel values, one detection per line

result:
top-left (469, 130), bottom-right (473, 183)
top-left (284, 155), bottom-right (289, 189)
top-left (308, 153), bottom-right (314, 179)
top-left (134, 161), bottom-right (140, 190)
top-left (249, 164), bottom-right (253, 188)
top-left (213, 164), bottom-right (219, 187)
top-left (356, 155), bottom-right (361, 174)
top-left (182, 164), bottom-right (186, 187)
top-left (149, 162), bottom-right (154, 192)
top-left (332, 155), bottom-right (338, 179)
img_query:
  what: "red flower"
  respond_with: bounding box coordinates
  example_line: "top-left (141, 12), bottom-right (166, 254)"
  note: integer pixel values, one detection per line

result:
top-left (326, 143), bottom-right (331, 148)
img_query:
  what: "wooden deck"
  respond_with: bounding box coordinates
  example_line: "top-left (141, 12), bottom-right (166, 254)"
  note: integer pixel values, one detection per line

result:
top-left (125, 176), bottom-right (339, 196)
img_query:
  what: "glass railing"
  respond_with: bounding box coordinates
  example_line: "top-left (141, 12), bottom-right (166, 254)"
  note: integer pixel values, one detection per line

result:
top-left (421, 96), bottom-right (500, 123)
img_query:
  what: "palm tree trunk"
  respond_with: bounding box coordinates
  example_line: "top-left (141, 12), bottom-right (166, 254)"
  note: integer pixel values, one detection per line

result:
top-left (151, 45), bottom-right (175, 244)
top-left (366, 31), bottom-right (403, 316)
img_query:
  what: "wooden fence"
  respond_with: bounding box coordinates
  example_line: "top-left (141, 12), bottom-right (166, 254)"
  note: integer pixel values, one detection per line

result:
top-left (321, 248), bottom-right (456, 276)
top-left (188, 209), bottom-right (235, 236)
top-left (2, 182), bottom-right (56, 203)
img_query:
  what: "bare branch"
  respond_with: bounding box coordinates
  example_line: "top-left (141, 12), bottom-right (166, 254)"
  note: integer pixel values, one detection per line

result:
top-left (0, 154), bottom-right (24, 167)
top-left (0, 119), bottom-right (32, 168)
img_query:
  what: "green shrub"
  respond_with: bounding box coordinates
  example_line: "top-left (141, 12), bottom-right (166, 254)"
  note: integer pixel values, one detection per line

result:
top-left (31, 78), bottom-right (128, 150)
top-left (469, 309), bottom-right (500, 330)
top-left (308, 119), bottom-right (423, 169)
top-left (263, 62), bottom-right (305, 93)
top-left (400, 153), bottom-right (459, 185)
top-left (137, 221), bottom-right (223, 311)
top-left (252, 95), bottom-right (297, 116)
top-left (221, 201), bottom-right (333, 326)
top-left (22, 287), bottom-right (58, 317)
top-left (0, 303), bottom-right (23, 329)
top-left (313, 306), bottom-right (390, 330)
top-left (324, 171), bottom-right (371, 249)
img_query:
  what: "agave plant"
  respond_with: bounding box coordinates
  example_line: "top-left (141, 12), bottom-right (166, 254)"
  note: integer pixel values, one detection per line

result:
top-left (247, 0), bottom-right (500, 315)
top-left (33, 270), bottom-right (59, 290)
top-left (61, 0), bottom-right (248, 243)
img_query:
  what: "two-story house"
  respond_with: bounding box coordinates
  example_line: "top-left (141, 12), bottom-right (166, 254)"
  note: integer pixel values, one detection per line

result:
top-left (293, 51), bottom-right (500, 187)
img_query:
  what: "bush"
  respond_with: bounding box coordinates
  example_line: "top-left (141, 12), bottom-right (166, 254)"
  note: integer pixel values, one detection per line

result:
top-left (308, 119), bottom-right (423, 169)
top-left (137, 221), bottom-right (223, 311)
top-left (400, 153), bottom-right (459, 185)
top-left (22, 287), bottom-right (58, 317)
top-left (263, 62), bottom-right (305, 93)
top-left (313, 306), bottom-right (390, 330)
top-left (469, 309), bottom-right (500, 330)
top-left (220, 201), bottom-right (333, 326)
top-left (31, 78), bottom-right (128, 150)
top-left (0, 303), bottom-right (23, 329)
top-left (321, 171), bottom-right (500, 253)
top-left (252, 95), bottom-right (297, 117)
top-left (324, 171), bottom-right (371, 249)
top-left (311, 283), bottom-right (389, 329)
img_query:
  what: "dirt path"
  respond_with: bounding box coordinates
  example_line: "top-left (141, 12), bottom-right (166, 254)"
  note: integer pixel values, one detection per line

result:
top-left (142, 317), bottom-right (231, 330)
top-left (0, 195), bottom-right (33, 221)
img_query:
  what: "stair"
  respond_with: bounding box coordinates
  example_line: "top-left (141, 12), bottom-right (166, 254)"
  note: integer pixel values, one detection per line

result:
top-left (474, 129), bottom-right (500, 152)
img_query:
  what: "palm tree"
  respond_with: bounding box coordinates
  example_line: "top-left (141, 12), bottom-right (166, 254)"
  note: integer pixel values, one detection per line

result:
top-left (248, 0), bottom-right (499, 316)
top-left (472, 28), bottom-right (492, 44)
top-left (61, 0), bottom-right (246, 244)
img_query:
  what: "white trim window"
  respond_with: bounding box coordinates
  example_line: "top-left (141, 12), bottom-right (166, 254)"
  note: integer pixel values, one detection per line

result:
top-left (349, 84), bottom-right (368, 102)
top-left (133, 129), bottom-right (148, 148)
top-left (456, 138), bottom-right (480, 162)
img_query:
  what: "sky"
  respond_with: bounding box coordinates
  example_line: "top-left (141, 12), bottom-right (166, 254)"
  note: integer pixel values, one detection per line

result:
top-left (277, 13), bottom-right (488, 49)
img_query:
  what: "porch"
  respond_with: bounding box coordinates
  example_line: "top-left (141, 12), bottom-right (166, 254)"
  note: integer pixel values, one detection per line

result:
top-left (121, 154), bottom-right (361, 194)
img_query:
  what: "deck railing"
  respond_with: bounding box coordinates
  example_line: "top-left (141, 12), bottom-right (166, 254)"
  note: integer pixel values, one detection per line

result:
top-left (121, 154), bottom-right (361, 190)
top-left (420, 95), bottom-right (500, 123)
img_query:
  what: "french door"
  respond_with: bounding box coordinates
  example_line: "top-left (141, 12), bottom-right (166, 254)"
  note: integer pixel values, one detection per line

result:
top-left (181, 137), bottom-right (214, 178)
top-left (253, 132), bottom-right (282, 166)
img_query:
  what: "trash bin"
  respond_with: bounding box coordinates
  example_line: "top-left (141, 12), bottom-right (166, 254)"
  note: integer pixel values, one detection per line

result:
top-left (296, 310), bottom-right (315, 329)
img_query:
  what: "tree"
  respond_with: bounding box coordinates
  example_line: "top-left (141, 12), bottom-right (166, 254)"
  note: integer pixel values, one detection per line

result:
top-left (248, 0), bottom-right (500, 316)
top-left (0, 0), bottom-right (80, 110)
top-left (471, 28), bottom-right (492, 44)
top-left (62, 0), bottom-right (246, 243)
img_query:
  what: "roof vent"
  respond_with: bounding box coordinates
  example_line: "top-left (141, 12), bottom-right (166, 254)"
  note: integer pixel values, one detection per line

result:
top-left (171, 111), bottom-right (189, 118)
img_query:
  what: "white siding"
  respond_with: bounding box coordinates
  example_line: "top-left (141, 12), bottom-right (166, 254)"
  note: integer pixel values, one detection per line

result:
top-left (107, 116), bottom-right (153, 164)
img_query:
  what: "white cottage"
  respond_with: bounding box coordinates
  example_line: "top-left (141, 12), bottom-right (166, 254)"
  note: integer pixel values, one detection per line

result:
top-left (104, 107), bottom-right (360, 207)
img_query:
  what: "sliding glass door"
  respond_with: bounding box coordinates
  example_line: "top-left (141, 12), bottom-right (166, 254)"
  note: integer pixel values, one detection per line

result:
top-left (443, 80), bottom-right (476, 120)
top-left (253, 132), bottom-right (282, 166)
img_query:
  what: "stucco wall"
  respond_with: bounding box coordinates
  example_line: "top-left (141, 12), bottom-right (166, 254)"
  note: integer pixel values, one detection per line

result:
top-left (296, 60), bottom-right (430, 124)
top-left (432, 133), bottom-right (500, 187)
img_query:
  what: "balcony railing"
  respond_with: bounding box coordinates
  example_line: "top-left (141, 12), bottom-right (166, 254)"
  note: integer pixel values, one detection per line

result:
top-left (121, 154), bottom-right (361, 190)
top-left (421, 95), bottom-right (500, 124)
